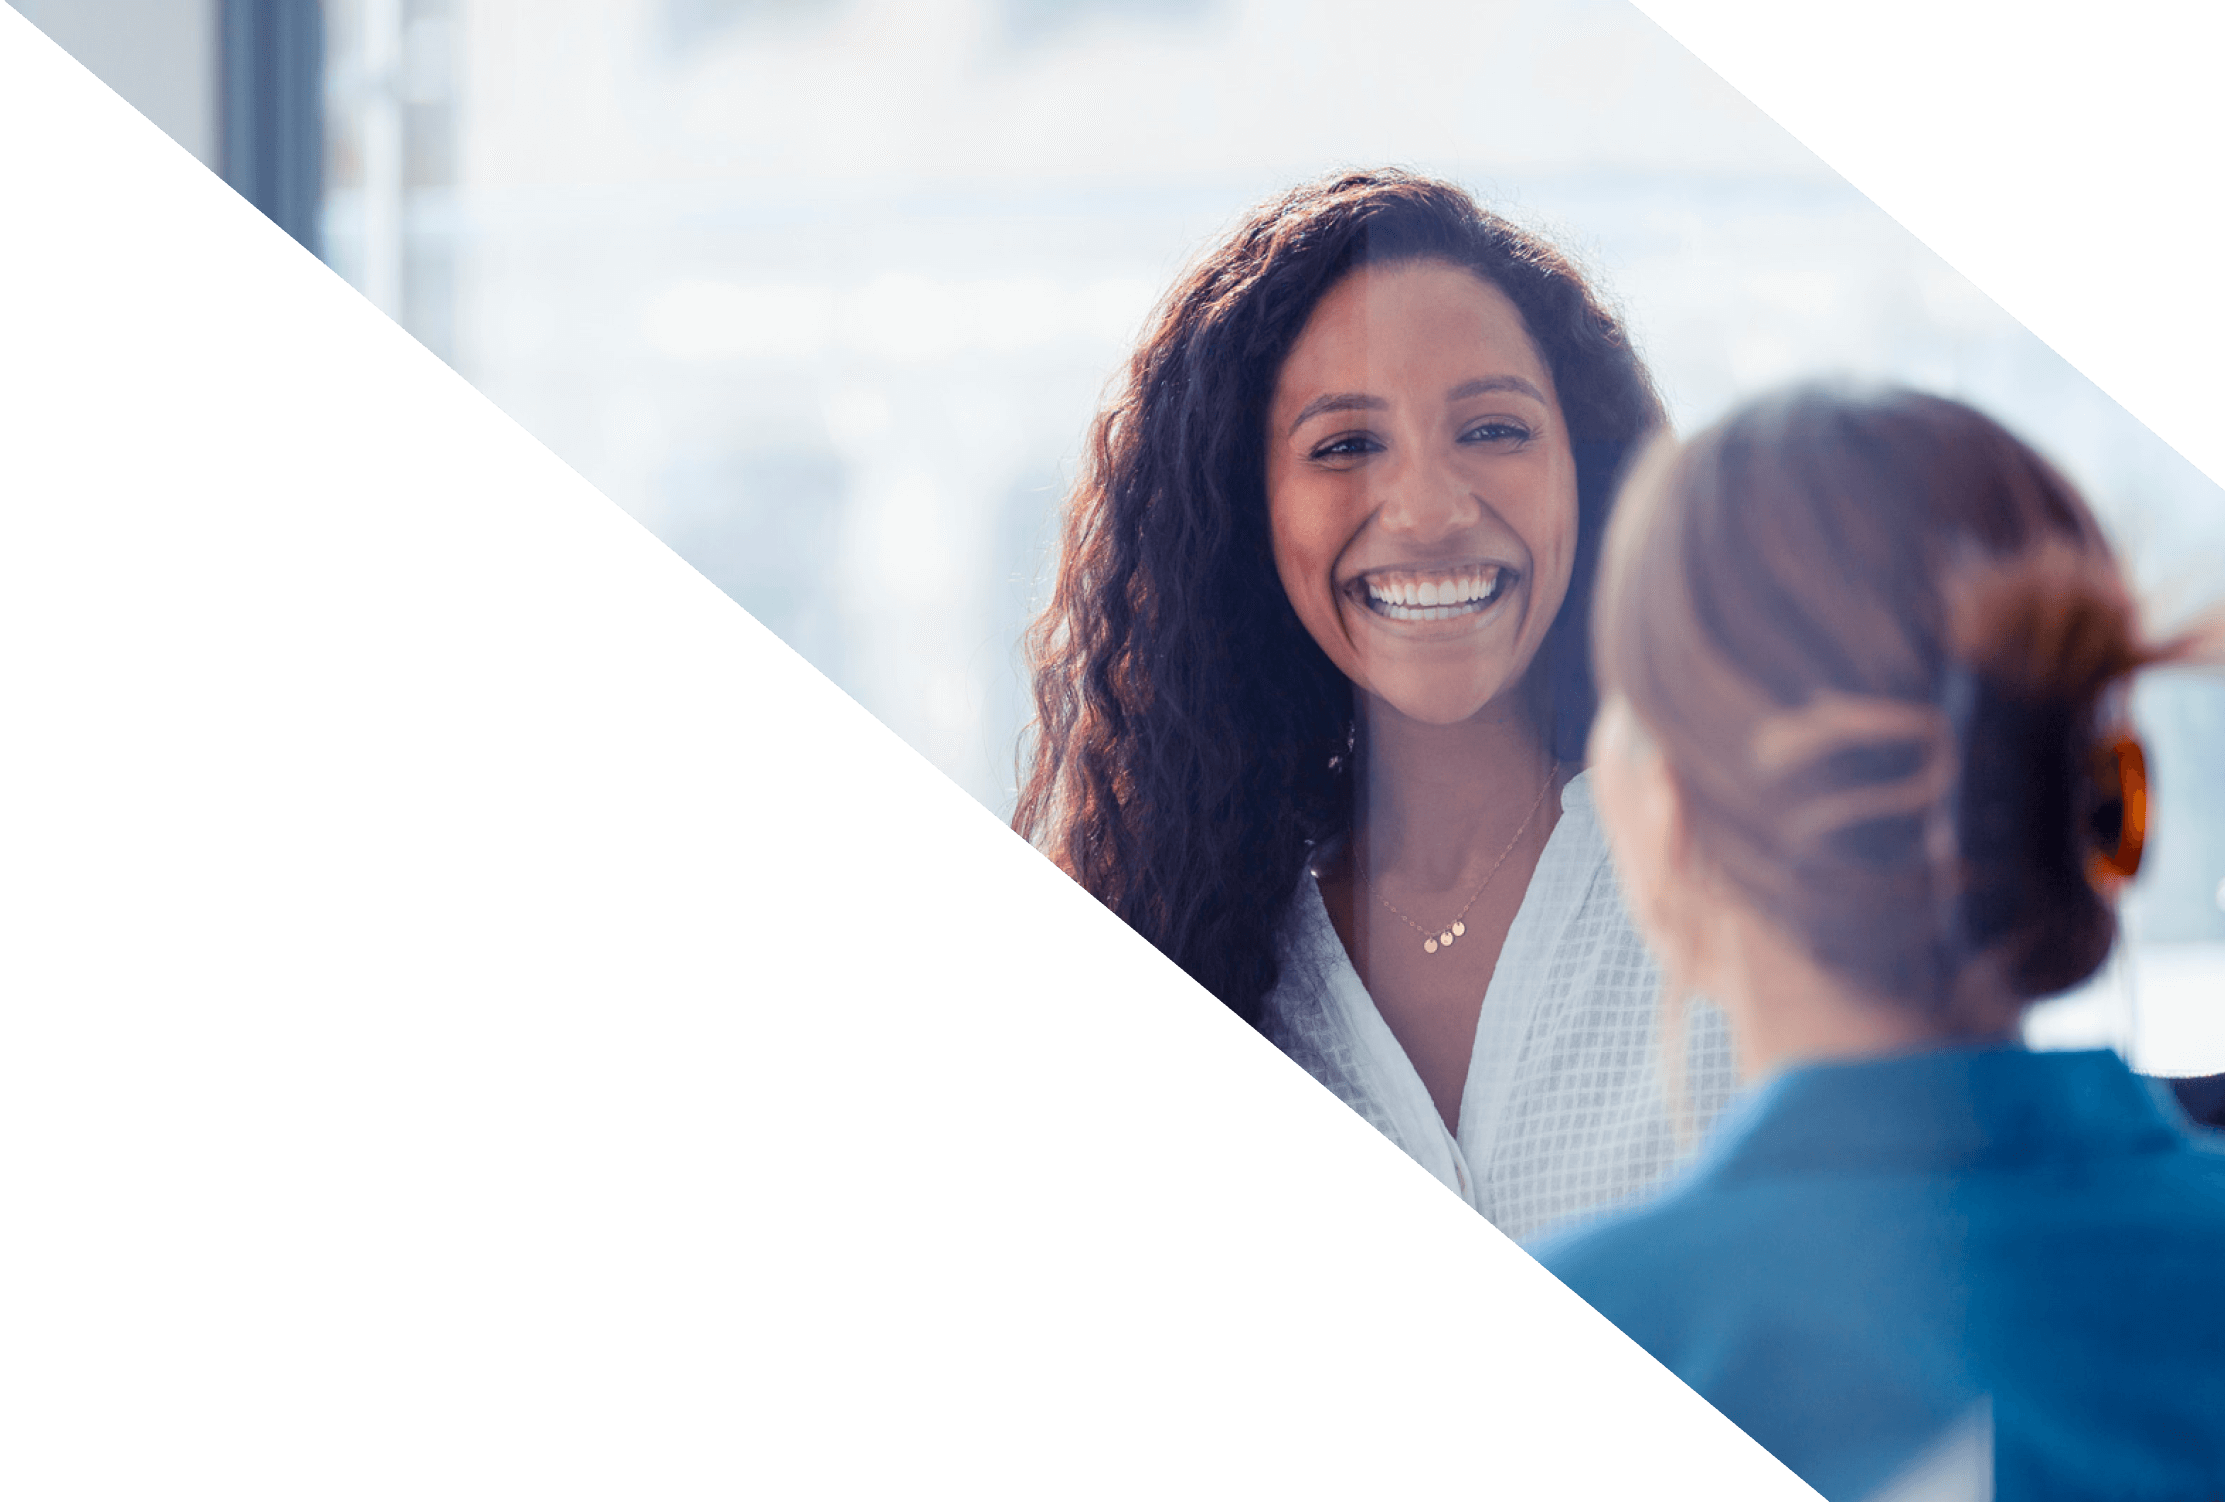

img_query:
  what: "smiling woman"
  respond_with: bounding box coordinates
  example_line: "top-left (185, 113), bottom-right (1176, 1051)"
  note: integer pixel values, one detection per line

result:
top-left (1016, 170), bottom-right (1735, 1240)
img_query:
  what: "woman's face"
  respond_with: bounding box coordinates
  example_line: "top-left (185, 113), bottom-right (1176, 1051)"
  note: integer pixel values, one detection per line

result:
top-left (1265, 260), bottom-right (1580, 727)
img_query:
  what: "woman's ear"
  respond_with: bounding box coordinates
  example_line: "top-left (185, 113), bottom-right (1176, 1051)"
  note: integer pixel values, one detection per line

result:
top-left (1591, 695), bottom-right (1709, 994)
top-left (1649, 749), bottom-right (1698, 890)
top-left (1591, 700), bottom-right (1672, 909)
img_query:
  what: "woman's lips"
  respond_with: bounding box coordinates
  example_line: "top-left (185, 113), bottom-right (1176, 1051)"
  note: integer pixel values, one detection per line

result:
top-left (1344, 563), bottom-right (1516, 622)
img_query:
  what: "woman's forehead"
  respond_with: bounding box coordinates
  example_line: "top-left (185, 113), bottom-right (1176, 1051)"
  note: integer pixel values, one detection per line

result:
top-left (1274, 262), bottom-right (1552, 404)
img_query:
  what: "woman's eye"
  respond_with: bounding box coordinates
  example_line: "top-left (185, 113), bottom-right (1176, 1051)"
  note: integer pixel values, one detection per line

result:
top-left (1309, 433), bottom-right (1383, 462)
top-left (1461, 419), bottom-right (1533, 444)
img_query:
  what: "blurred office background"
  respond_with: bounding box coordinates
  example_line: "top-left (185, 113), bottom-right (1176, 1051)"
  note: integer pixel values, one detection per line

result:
top-left (18, 0), bottom-right (2224, 1068)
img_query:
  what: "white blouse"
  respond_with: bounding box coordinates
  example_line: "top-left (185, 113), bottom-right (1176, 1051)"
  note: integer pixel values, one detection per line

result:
top-left (1259, 770), bottom-right (1738, 1244)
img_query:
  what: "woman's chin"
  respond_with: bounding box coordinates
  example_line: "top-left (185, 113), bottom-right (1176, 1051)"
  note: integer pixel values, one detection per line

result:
top-left (1361, 674), bottom-right (1528, 729)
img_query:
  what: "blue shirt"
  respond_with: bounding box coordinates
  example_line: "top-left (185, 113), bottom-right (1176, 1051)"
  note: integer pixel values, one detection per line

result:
top-left (1531, 1047), bottom-right (2225, 1500)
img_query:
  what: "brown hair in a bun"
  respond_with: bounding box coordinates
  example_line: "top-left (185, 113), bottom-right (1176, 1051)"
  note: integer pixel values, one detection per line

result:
top-left (1596, 384), bottom-right (2170, 1029)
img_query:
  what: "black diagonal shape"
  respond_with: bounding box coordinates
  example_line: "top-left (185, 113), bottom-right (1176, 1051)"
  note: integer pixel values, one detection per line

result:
top-left (1628, 2), bottom-right (2216, 489)
top-left (4, 8), bottom-right (1806, 1477)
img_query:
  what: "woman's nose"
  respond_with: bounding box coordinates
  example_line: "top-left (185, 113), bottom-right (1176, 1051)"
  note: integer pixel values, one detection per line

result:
top-left (1374, 450), bottom-right (1482, 543)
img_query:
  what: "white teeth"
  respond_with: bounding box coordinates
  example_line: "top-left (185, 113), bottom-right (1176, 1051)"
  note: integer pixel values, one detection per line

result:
top-left (1358, 567), bottom-right (1508, 620)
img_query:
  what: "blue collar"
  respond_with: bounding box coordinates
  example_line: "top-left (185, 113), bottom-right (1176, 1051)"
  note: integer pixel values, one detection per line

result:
top-left (1693, 1046), bottom-right (2190, 1181)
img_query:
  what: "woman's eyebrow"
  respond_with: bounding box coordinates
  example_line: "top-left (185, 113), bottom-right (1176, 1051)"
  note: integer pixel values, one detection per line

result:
top-left (1447, 375), bottom-right (1547, 403)
top-left (1286, 375), bottom-right (1547, 437)
top-left (1286, 391), bottom-right (1387, 435)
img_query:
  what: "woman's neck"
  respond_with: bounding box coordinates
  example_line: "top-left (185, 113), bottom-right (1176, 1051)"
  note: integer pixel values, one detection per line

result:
top-left (1707, 906), bottom-right (2007, 1081)
top-left (1352, 691), bottom-right (1559, 891)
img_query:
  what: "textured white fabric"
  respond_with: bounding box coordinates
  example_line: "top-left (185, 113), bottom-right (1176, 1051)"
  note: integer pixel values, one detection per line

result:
top-left (1259, 770), bottom-right (1738, 1244)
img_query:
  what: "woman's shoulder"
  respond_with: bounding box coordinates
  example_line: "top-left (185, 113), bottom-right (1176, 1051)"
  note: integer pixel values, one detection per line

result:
top-left (1524, 1173), bottom-right (1741, 1338)
top-left (1257, 850), bottom-right (1338, 1021)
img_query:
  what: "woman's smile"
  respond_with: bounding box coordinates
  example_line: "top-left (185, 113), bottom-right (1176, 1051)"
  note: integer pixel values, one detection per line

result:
top-left (1344, 561), bottom-right (1519, 626)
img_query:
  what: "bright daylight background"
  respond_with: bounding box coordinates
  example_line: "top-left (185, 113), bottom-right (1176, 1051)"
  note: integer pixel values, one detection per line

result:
top-left (28, 0), bottom-right (2225, 1070)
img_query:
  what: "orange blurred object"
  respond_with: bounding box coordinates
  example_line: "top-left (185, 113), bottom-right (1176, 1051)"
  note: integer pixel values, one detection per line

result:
top-left (2089, 735), bottom-right (2149, 885)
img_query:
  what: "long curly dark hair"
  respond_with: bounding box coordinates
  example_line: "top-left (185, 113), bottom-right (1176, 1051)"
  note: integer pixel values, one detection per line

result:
top-left (1015, 169), bottom-right (1665, 1027)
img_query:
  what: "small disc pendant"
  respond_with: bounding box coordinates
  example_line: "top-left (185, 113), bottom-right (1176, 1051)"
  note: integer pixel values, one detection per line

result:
top-left (1423, 937), bottom-right (1438, 954)
top-left (1451, 921), bottom-right (1466, 938)
top-left (1439, 929), bottom-right (1456, 948)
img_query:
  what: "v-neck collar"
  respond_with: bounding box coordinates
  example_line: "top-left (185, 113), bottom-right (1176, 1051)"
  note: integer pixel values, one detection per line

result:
top-left (1299, 770), bottom-right (1614, 1207)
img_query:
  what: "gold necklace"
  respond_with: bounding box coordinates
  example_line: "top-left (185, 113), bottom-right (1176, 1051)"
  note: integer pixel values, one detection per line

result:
top-left (1364, 766), bottom-right (1558, 956)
